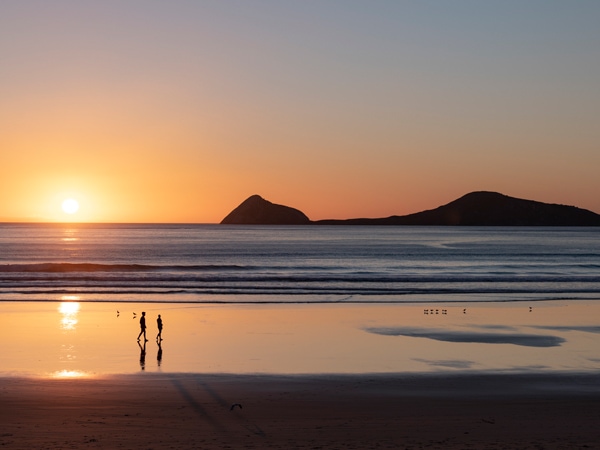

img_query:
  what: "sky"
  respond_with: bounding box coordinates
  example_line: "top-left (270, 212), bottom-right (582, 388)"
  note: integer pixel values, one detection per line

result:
top-left (1, 1), bottom-right (599, 223)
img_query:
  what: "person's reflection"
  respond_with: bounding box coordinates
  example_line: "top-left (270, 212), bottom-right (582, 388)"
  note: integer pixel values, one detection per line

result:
top-left (157, 341), bottom-right (163, 367)
top-left (138, 340), bottom-right (146, 371)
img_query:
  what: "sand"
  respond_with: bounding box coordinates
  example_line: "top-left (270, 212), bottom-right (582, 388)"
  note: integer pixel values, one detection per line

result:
top-left (1, 373), bottom-right (600, 449)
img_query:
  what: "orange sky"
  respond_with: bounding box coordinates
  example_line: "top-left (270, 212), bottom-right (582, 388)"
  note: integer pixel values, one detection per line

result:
top-left (2, 2), bottom-right (599, 223)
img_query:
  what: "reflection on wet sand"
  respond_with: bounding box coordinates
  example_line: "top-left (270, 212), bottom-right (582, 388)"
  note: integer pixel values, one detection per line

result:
top-left (138, 340), bottom-right (146, 371)
top-left (51, 369), bottom-right (88, 378)
top-left (1, 301), bottom-right (599, 377)
top-left (364, 326), bottom-right (567, 347)
top-left (59, 300), bottom-right (80, 330)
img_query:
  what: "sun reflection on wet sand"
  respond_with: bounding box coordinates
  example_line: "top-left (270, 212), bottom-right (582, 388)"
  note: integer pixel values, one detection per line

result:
top-left (59, 299), bottom-right (80, 330)
top-left (51, 369), bottom-right (88, 378)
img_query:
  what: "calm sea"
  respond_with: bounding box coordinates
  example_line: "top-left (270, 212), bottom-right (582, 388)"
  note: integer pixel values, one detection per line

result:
top-left (1, 223), bottom-right (599, 304)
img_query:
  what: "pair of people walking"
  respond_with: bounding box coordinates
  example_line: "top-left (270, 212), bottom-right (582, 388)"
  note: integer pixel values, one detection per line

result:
top-left (137, 312), bottom-right (163, 341)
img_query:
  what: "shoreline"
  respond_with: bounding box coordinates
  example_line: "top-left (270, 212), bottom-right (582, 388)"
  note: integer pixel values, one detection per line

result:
top-left (2, 372), bottom-right (600, 449)
top-left (2, 296), bottom-right (600, 303)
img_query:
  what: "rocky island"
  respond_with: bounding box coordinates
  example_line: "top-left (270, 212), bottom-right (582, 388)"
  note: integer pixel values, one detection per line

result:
top-left (220, 194), bottom-right (311, 225)
top-left (220, 192), bottom-right (600, 226)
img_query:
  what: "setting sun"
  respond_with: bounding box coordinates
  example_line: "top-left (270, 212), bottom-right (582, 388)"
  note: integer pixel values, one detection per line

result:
top-left (62, 198), bottom-right (80, 215)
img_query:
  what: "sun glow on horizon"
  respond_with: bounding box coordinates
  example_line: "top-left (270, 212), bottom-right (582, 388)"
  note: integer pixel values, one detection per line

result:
top-left (61, 198), bottom-right (80, 215)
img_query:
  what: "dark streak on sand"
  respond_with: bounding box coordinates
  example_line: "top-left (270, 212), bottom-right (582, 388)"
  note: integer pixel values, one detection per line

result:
top-left (364, 326), bottom-right (566, 347)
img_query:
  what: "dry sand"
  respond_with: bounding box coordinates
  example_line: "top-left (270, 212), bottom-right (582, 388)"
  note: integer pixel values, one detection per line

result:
top-left (1, 372), bottom-right (600, 449)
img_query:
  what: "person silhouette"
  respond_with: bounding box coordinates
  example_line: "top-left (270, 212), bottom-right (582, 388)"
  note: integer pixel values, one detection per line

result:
top-left (156, 314), bottom-right (163, 341)
top-left (137, 311), bottom-right (147, 341)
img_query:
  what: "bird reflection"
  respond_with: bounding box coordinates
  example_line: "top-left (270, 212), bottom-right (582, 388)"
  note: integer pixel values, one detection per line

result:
top-left (138, 340), bottom-right (146, 371)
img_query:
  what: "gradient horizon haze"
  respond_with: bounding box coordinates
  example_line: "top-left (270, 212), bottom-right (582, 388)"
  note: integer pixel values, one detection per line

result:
top-left (1, 1), bottom-right (599, 223)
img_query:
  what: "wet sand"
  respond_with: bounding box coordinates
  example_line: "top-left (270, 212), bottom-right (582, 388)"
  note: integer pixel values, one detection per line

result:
top-left (2, 372), bottom-right (600, 449)
top-left (4, 301), bottom-right (600, 377)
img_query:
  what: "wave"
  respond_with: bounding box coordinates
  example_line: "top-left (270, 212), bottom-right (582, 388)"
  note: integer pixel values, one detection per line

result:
top-left (3, 285), bottom-right (600, 296)
top-left (0, 263), bottom-right (248, 273)
top-left (1, 274), bottom-right (599, 285)
top-left (1, 262), bottom-right (599, 301)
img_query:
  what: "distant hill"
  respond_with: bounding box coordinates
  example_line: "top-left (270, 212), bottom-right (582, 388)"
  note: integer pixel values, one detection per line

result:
top-left (221, 192), bottom-right (600, 226)
top-left (220, 195), bottom-right (310, 225)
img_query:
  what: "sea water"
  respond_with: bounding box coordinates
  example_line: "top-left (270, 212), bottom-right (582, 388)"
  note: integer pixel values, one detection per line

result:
top-left (1, 224), bottom-right (599, 377)
top-left (1, 223), bottom-right (599, 304)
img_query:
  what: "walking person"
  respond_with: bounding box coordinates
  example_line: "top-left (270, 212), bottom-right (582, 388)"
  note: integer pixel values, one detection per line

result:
top-left (137, 311), bottom-right (147, 341)
top-left (156, 314), bottom-right (163, 341)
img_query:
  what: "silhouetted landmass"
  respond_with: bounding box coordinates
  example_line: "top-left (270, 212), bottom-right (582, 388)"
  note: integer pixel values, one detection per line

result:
top-left (316, 192), bottom-right (600, 226)
top-left (221, 192), bottom-right (600, 226)
top-left (220, 195), bottom-right (310, 225)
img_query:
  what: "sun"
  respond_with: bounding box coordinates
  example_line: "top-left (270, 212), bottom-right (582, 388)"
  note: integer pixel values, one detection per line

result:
top-left (62, 198), bottom-right (80, 215)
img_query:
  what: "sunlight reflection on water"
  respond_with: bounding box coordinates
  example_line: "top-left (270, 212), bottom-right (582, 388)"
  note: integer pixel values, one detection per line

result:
top-left (59, 300), bottom-right (80, 330)
top-left (61, 228), bottom-right (79, 242)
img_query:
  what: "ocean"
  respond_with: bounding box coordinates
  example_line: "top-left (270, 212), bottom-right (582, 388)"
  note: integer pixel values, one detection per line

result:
top-left (1, 223), bottom-right (599, 304)
top-left (2, 223), bottom-right (600, 376)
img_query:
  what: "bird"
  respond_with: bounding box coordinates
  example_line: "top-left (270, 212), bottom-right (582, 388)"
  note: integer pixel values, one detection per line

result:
top-left (230, 403), bottom-right (243, 411)
top-left (117, 310), bottom-right (120, 317)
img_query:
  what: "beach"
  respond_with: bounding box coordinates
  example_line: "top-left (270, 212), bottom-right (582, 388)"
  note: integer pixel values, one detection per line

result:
top-left (2, 300), bottom-right (600, 448)
top-left (2, 372), bottom-right (600, 449)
